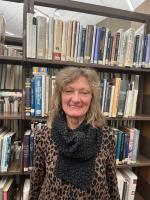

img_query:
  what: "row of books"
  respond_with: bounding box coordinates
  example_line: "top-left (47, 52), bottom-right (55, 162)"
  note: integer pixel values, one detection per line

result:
top-left (26, 13), bottom-right (149, 68)
top-left (25, 72), bottom-right (55, 117)
top-left (0, 177), bottom-right (16, 200)
top-left (23, 122), bottom-right (45, 172)
top-left (113, 126), bottom-right (140, 165)
top-left (0, 128), bottom-right (21, 173)
top-left (0, 96), bottom-right (22, 113)
top-left (3, 45), bottom-right (22, 57)
top-left (0, 64), bottom-right (23, 90)
top-left (100, 74), bottom-right (139, 117)
top-left (117, 168), bottom-right (137, 200)
top-left (0, 14), bottom-right (5, 56)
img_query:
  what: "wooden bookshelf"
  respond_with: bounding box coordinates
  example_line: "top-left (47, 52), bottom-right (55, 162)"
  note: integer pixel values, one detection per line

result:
top-left (106, 115), bottom-right (150, 121)
top-left (25, 115), bottom-right (150, 121)
top-left (117, 154), bottom-right (150, 168)
top-left (0, 161), bottom-right (22, 175)
top-left (26, 58), bottom-right (150, 75)
top-left (0, 112), bottom-right (23, 119)
top-left (0, 55), bottom-right (23, 65)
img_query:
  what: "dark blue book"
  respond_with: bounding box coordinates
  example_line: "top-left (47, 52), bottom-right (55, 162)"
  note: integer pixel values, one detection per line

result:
top-left (93, 27), bottom-right (102, 63)
top-left (142, 34), bottom-right (148, 67)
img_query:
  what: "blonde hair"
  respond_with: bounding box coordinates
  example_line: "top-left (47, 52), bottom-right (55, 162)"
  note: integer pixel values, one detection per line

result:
top-left (47, 66), bottom-right (105, 128)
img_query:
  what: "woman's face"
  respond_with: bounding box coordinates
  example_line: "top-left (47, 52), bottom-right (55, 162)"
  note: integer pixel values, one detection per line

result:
top-left (61, 76), bottom-right (92, 121)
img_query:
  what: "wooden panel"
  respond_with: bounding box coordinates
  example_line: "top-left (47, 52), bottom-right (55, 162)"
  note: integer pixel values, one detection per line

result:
top-left (140, 135), bottom-right (150, 159)
top-left (142, 95), bottom-right (150, 115)
top-left (137, 174), bottom-right (150, 200)
top-left (140, 122), bottom-right (150, 138)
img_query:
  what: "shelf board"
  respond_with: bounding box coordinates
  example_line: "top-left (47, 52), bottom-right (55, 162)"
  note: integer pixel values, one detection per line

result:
top-left (26, 58), bottom-right (150, 74)
top-left (0, 161), bottom-right (21, 175)
top-left (116, 154), bottom-right (150, 168)
top-left (25, 115), bottom-right (150, 121)
top-left (25, 116), bottom-right (47, 121)
top-left (0, 55), bottom-right (23, 65)
top-left (0, 112), bottom-right (23, 119)
top-left (34, 0), bottom-right (147, 23)
top-left (106, 115), bottom-right (150, 121)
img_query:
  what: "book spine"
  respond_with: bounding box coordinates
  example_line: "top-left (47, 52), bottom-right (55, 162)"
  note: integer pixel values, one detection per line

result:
top-left (34, 75), bottom-right (42, 116)
top-left (23, 131), bottom-right (30, 172)
top-left (31, 77), bottom-right (35, 116)
top-left (25, 78), bottom-right (31, 117)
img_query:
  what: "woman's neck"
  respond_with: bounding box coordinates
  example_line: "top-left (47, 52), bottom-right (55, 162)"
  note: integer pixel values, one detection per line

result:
top-left (66, 116), bottom-right (85, 130)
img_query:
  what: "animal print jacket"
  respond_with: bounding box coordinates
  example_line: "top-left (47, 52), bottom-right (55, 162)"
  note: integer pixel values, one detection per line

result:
top-left (29, 126), bottom-right (120, 200)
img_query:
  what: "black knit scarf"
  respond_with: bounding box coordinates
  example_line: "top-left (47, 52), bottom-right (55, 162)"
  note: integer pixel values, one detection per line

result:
top-left (51, 114), bottom-right (102, 190)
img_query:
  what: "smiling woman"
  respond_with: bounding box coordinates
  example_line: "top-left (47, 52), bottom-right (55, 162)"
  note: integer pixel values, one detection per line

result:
top-left (29, 66), bottom-right (120, 200)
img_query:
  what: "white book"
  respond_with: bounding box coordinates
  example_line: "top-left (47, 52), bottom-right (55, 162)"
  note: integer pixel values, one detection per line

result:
top-left (26, 13), bottom-right (33, 58)
top-left (47, 17), bottom-right (54, 60)
top-left (36, 16), bottom-right (47, 59)
top-left (31, 16), bottom-right (37, 58)
top-left (42, 74), bottom-right (46, 117)
top-left (23, 179), bottom-right (30, 200)
top-left (61, 21), bottom-right (68, 61)
top-left (121, 168), bottom-right (137, 200)
top-left (45, 76), bottom-right (50, 114)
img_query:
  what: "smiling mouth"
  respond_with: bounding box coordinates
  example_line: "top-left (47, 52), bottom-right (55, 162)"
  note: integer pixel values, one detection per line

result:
top-left (68, 105), bottom-right (82, 109)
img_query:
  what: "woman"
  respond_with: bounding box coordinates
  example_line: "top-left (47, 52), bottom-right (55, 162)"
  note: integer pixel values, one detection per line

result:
top-left (29, 66), bottom-right (120, 200)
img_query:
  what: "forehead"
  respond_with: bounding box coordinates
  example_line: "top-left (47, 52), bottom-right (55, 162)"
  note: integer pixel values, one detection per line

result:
top-left (64, 76), bottom-right (90, 88)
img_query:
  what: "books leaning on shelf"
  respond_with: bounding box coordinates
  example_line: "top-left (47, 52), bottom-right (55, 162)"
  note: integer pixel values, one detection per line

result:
top-left (26, 12), bottom-right (150, 68)
top-left (112, 126), bottom-right (140, 165)
top-left (0, 127), bottom-right (21, 173)
top-left (0, 91), bottom-right (22, 113)
top-left (0, 64), bottom-right (22, 90)
top-left (100, 73), bottom-right (139, 118)
top-left (23, 122), bottom-right (46, 172)
top-left (117, 168), bottom-right (137, 200)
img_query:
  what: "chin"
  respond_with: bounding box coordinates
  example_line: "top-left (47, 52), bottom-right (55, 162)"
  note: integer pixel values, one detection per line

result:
top-left (66, 112), bottom-right (85, 119)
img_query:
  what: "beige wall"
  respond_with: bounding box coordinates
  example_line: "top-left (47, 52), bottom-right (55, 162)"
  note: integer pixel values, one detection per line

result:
top-left (97, 17), bottom-right (131, 32)
top-left (97, 0), bottom-right (149, 32)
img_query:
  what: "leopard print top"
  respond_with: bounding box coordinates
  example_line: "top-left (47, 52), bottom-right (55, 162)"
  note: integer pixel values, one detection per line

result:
top-left (29, 126), bottom-right (120, 200)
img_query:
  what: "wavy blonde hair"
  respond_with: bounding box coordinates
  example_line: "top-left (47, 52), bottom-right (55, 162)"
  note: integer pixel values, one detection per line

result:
top-left (47, 66), bottom-right (105, 128)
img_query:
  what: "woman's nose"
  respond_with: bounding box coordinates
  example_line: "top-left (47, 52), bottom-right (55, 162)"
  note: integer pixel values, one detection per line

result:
top-left (71, 91), bottom-right (81, 102)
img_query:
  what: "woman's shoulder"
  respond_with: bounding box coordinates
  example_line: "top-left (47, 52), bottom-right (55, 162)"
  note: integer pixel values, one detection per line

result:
top-left (34, 125), bottom-right (51, 143)
top-left (101, 126), bottom-right (115, 142)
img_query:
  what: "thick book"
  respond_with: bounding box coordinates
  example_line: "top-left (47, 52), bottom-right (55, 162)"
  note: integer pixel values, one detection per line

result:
top-left (53, 19), bottom-right (63, 61)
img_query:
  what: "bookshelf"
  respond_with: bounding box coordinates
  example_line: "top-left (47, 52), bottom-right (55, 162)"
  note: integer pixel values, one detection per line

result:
top-left (0, 0), bottom-right (150, 199)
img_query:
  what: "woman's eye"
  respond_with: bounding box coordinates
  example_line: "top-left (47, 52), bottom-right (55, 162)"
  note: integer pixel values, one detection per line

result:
top-left (63, 90), bottom-right (73, 94)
